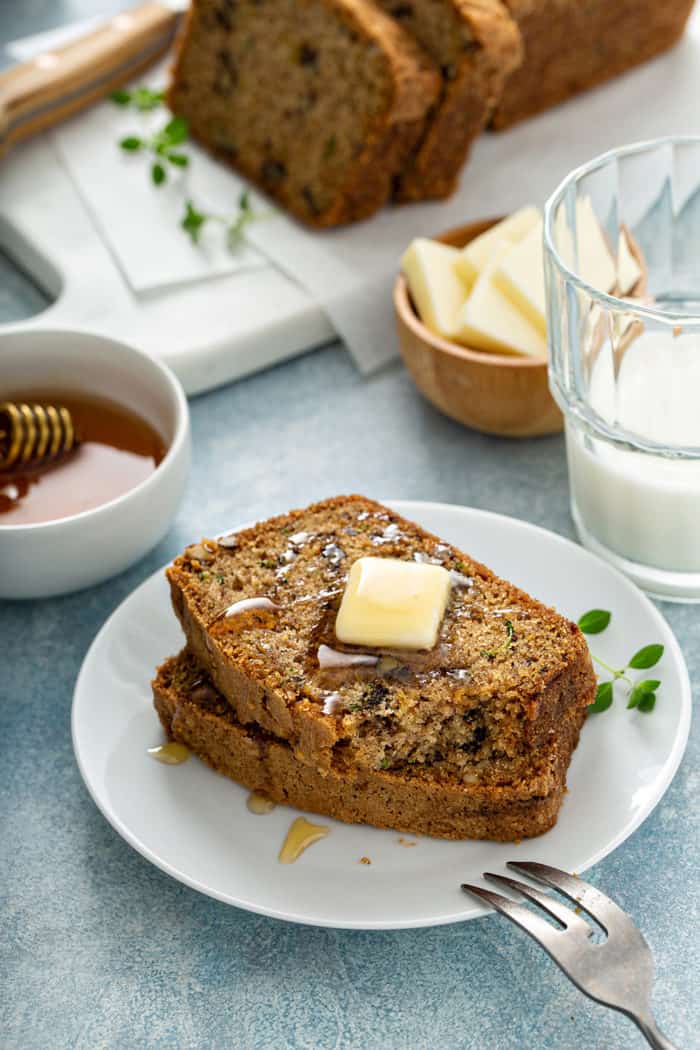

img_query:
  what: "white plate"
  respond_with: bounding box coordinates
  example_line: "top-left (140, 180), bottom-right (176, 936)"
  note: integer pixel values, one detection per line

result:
top-left (72, 501), bottom-right (691, 929)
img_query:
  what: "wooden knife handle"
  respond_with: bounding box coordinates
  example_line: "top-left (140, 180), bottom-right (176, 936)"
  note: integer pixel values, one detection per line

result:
top-left (0, 2), bottom-right (181, 158)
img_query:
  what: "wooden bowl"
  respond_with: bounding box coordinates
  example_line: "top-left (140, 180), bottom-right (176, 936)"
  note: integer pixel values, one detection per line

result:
top-left (394, 218), bottom-right (562, 438)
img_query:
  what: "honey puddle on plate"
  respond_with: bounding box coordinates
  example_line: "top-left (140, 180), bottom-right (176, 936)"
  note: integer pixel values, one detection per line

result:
top-left (279, 817), bottom-right (329, 864)
top-left (145, 749), bottom-right (327, 863)
top-left (147, 742), bottom-right (190, 765)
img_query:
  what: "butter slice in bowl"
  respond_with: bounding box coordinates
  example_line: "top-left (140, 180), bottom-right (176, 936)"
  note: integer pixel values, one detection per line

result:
top-left (335, 556), bottom-right (450, 650)
top-left (399, 238), bottom-right (465, 341)
top-left (492, 219), bottom-right (547, 336)
top-left (455, 205), bottom-right (541, 290)
top-left (453, 241), bottom-right (546, 358)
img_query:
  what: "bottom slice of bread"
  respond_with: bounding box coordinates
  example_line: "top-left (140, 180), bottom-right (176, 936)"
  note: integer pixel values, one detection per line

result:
top-left (153, 651), bottom-right (587, 842)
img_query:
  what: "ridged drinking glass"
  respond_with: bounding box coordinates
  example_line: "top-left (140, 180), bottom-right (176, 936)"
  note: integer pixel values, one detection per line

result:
top-left (545, 137), bottom-right (700, 602)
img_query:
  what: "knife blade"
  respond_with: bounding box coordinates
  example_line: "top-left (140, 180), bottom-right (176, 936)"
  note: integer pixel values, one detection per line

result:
top-left (0, 1), bottom-right (186, 159)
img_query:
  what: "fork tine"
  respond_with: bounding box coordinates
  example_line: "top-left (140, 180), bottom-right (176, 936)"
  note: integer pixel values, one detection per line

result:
top-left (461, 883), bottom-right (561, 949)
top-left (483, 872), bottom-right (592, 938)
top-left (507, 862), bottom-right (630, 932)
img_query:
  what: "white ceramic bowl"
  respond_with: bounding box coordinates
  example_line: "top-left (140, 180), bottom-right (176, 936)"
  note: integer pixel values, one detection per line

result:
top-left (0, 328), bottom-right (190, 599)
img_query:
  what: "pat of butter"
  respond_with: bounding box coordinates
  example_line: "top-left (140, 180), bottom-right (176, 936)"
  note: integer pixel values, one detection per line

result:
top-left (452, 242), bottom-right (547, 358)
top-left (492, 219), bottom-right (546, 336)
top-left (401, 238), bottom-right (465, 339)
top-left (555, 196), bottom-right (616, 294)
top-left (335, 557), bottom-right (451, 651)
top-left (455, 206), bottom-right (541, 289)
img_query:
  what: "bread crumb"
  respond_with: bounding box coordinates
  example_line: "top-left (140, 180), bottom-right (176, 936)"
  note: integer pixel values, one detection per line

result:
top-left (360, 856), bottom-right (371, 865)
top-left (398, 837), bottom-right (417, 848)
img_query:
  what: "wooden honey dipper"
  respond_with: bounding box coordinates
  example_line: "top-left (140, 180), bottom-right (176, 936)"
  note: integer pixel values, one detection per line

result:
top-left (0, 401), bottom-right (78, 474)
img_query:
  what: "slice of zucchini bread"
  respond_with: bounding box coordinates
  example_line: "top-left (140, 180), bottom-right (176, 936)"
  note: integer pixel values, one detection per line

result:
top-left (167, 0), bottom-right (440, 227)
top-left (375, 0), bottom-right (523, 200)
top-left (166, 495), bottom-right (595, 783)
top-left (153, 649), bottom-right (586, 840)
top-left (492, 0), bottom-right (695, 129)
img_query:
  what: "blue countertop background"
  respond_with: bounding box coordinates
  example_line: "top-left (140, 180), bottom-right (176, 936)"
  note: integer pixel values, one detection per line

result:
top-left (1, 4), bottom-right (698, 1048)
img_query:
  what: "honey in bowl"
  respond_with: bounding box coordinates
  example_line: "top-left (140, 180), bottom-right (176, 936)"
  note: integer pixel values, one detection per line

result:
top-left (0, 390), bottom-right (166, 525)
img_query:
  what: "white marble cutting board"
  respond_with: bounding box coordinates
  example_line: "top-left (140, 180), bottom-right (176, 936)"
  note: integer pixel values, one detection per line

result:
top-left (0, 134), bottom-right (334, 395)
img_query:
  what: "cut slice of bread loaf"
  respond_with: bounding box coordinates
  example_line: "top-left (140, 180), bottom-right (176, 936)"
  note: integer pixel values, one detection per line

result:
top-left (166, 495), bottom-right (595, 783)
top-left (493, 0), bottom-right (695, 128)
top-left (374, 0), bottom-right (522, 200)
top-left (168, 0), bottom-right (440, 227)
top-left (153, 649), bottom-right (586, 840)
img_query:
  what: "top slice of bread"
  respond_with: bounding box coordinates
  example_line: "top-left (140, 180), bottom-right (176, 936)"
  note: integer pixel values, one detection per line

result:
top-left (168, 0), bottom-right (441, 227)
top-left (374, 0), bottom-right (523, 200)
top-left (166, 495), bottom-right (595, 781)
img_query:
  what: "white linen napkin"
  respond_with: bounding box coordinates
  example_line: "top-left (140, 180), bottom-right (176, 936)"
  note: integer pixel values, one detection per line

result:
top-left (48, 61), bottom-right (265, 292)
top-left (9, 11), bottom-right (700, 373)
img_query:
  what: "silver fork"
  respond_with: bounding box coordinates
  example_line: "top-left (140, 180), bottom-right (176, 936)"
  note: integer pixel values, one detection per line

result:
top-left (462, 861), bottom-right (678, 1050)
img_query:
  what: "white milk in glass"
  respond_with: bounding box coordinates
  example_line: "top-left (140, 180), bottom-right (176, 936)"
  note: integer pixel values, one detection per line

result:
top-left (567, 332), bottom-right (700, 572)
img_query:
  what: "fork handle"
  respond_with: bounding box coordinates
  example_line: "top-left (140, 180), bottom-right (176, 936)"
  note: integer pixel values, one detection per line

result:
top-left (633, 1013), bottom-right (678, 1050)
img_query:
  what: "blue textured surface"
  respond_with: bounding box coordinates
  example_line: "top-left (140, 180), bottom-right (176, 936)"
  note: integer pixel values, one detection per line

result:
top-left (1, 6), bottom-right (699, 1048)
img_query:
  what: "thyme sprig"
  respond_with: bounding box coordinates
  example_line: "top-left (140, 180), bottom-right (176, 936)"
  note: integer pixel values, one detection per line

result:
top-left (119, 115), bottom-right (189, 185)
top-left (112, 89), bottom-right (268, 250)
top-left (578, 609), bottom-right (664, 714)
top-left (181, 191), bottom-right (266, 248)
top-left (111, 86), bottom-right (165, 111)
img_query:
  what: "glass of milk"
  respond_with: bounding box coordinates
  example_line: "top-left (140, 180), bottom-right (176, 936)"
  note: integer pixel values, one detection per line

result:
top-left (545, 137), bottom-right (700, 602)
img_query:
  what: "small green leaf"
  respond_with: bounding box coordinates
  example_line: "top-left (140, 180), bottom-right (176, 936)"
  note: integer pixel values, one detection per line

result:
top-left (239, 189), bottom-right (251, 212)
top-left (151, 161), bottom-right (166, 185)
top-left (589, 681), bottom-right (613, 713)
top-left (637, 692), bottom-right (657, 713)
top-left (163, 116), bottom-right (188, 145)
top-left (133, 86), bottom-right (165, 111)
top-left (167, 152), bottom-right (189, 167)
top-left (119, 136), bottom-right (143, 151)
top-left (578, 609), bottom-right (612, 635)
top-left (181, 200), bottom-right (207, 243)
top-left (628, 644), bottom-right (664, 670)
top-left (111, 89), bottom-right (132, 106)
top-left (627, 680), bottom-right (661, 709)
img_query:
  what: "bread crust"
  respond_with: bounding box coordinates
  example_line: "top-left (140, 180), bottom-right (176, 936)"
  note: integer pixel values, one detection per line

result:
top-left (153, 650), bottom-right (588, 841)
top-left (493, 0), bottom-right (695, 128)
top-left (389, 0), bottom-right (523, 201)
top-left (168, 0), bottom-right (440, 227)
top-left (166, 495), bottom-right (596, 777)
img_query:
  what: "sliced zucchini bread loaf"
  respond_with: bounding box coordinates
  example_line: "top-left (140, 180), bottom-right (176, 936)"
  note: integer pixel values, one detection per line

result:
top-left (168, 0), bottom-right (440, 226)
top-left (375, 0), bottom-right (522, 200)
top-left (166, 495), bottom-right (595, 788)
top-left (154, 648), bottom-right (586, 840)
top-left (493, 0), bottom-right (695, 128)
